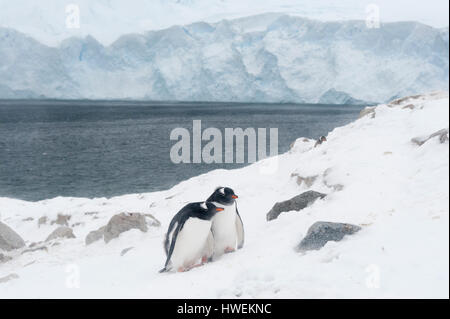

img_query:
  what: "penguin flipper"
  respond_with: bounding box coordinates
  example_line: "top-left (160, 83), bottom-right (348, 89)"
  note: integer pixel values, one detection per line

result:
top-left (235, 204), bottom-right (245, 249)
top-left (164, 219), bottom-right (179, 256)
top-left (163, 222), bottom-right (183, 271)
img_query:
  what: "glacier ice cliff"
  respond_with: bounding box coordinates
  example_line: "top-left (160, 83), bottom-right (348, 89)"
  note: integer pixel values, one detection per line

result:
top-left (0, 14), bottom-right (448, 103)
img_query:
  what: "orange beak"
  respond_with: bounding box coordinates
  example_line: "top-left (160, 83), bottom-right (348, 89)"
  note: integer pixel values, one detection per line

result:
top-left (216, 207), bottom-right (225, 212)
top-left (231, 195), bottom-right (238, 199)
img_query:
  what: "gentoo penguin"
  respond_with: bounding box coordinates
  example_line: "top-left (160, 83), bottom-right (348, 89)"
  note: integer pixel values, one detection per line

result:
top-left (314, 136), bottom-right (327, 148)
top-left (207, 187), bottom-right (244, 258)
top-left (160, 202), bottom-right (224, 272)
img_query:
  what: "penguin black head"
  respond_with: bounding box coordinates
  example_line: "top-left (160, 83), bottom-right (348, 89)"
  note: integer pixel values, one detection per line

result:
top-left (195, 201), bottom-right (224, 219)
top-left (207, 187), bottom-right (238, 205)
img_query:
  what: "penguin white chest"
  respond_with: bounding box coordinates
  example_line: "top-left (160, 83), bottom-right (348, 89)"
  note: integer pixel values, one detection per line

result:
top-left (211, 202), bottom-right (237, 253)
top-left (170, 218), bottom-right (212, 269)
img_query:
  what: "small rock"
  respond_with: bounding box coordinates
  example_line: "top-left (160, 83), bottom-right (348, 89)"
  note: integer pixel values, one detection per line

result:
top-left (0, 273), bottom-right (19, 284)
top-left (22, 217), bottom-right (34, 222)
top-left (0, 221), bottom-right (26, 251)
top-left (291, 174), bottom-right (318, 187)
top-left (71, 222), bottom-right (84, 227)
top-left (296, 221), bottom-right (361, 252)
top-left (51, 214), bottom-right (71, 226)
top-left (266, 191), bottom-right (327, 221)
top-left (402, 104), bottom-right (415, 110)
top-left (358, 106), bottom-right (376, 119)
top-left (38, 216), bottom-right (48, 227)
top-left (165, 194), bottom-right (178, 200)
top-left (84, 212), bottom-right (98, 216)
top-left (45, 227), bottom-right (76, 242)
top-left (411, 128), bottom-right (449, 146)
top-left (120, 247), bottom-right (134, 256)
top-left (0, 253), bottom-right (12, 263)
top-left (325, 183), bottom-right (344, 192)
top-left (85, 226), bottom-right (106, 245)
top-left (104, 213), bottom-right (148, 243)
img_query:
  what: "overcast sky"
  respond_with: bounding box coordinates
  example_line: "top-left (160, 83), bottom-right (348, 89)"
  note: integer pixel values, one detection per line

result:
top-left (0, 0), bottom-right (448, 46)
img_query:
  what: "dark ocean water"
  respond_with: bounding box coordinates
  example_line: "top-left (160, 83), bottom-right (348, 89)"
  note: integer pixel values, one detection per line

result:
top-left (0, 100), bottom-right (363, 201)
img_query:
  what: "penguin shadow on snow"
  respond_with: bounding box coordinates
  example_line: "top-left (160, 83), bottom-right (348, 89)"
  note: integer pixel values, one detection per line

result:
top-left (160, 187), bottom-right (244, 273)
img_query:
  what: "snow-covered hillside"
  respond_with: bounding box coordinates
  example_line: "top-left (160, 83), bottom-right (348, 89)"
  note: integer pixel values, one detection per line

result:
top-left (0, 92), bottom-right (448, 298)
top-left (0, 15), bottom-right (448, 103)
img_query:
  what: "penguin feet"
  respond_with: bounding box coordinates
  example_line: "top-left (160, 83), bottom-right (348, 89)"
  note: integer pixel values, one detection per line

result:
top-left (224, 247), bottom-right (235, 253)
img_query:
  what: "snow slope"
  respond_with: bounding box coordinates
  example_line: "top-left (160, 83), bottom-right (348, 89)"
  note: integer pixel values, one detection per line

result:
top-left (0, 15), bottom-right (448, 103)
top-left (0, 91), bottom-right (448, 298)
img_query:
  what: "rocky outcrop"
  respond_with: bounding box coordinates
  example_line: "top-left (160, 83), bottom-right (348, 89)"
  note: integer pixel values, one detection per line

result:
top-left (85, 226), bottom-right (106, 245)
top-left (45, 227), bottom-right (76, 242)
top-left (266, 191), bottom-right (327, 221)
top-left (104, 213), bottom-right (148, 243)
top-left (296, 221), bottom-right (361, 252)
top-left (411, 128), bottom-right (449, 146)
top-left (85, 213), bottom-right (160, 245)
top-left (0, 221), bottom-right (26, 251)
top-left (389, 94), bottom-right (422, 106)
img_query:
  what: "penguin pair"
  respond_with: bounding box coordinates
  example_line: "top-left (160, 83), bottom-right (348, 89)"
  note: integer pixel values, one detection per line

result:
top-left (160, 187), bottom-right (244, 272)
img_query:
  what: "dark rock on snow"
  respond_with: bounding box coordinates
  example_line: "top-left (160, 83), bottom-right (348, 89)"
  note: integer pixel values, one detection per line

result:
top-left (297, 221), bottom-right (361, 252)
top-left (266, 191), bottom-right (327, 221)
